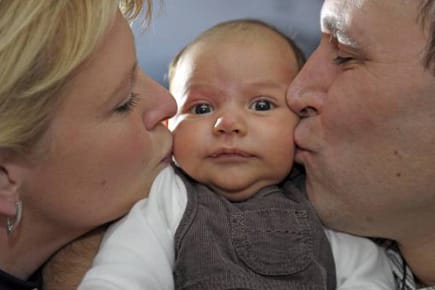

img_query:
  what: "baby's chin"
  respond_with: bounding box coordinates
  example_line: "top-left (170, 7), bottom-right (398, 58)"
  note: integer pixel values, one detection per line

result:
top-left (210, 184), bottom-right (264, 203)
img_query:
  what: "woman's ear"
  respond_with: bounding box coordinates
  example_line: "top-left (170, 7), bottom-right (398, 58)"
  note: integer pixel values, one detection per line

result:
top-left (0, 151), bottom-right (22, 217)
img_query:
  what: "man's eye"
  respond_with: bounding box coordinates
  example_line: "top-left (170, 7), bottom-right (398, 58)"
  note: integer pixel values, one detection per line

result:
top-left (191, 103), bottom-right (213, 114)
top-left (334, 55), bottom-right (354, 65)
top-left (250, 99), bottom-right (274, 111)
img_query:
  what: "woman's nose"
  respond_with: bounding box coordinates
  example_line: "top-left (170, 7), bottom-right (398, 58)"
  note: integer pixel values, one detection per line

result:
top-left (212, 113), bottom-right (247, 136)
top-left (142, 75), bottom-right (177, 130)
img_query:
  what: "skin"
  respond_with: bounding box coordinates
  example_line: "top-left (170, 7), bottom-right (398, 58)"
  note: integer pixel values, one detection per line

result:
top-left (169, 28), bottom-right (299, 202)
top-left (0, 11), bottom-right (176, 279)
top-left (287, 0), bottom-right (435, 285)
top-left (42, 227), bottom-right (105, 290)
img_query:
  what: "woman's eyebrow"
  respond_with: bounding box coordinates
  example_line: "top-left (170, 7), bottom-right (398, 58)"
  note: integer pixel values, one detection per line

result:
top-left (108, 61), bottom-right (138, 102)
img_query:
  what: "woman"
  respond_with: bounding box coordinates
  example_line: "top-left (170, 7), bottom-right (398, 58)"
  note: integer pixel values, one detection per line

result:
top-left (0, 1), bottom-right (176, 289)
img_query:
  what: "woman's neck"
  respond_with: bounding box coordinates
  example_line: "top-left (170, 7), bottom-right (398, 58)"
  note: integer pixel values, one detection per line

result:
top-left (0, 217), bottom-right (81, 280)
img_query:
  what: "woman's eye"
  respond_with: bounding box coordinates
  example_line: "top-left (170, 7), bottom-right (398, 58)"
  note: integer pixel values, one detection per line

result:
top-left (115, 93), bottom-right (139, 113)
top-left (191, 103), bottom-right (213, 114)
top-left (333, 55), bottom-right (354, 65)
top-left (250, 99), bottom-right (274, 111)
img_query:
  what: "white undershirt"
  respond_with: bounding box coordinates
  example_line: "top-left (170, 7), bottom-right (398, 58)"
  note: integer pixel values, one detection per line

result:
top-left (78, 166), bottom-right (395, 290)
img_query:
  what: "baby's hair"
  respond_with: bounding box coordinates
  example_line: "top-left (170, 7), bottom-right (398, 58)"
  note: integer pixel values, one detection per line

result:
top-left (168, 18), bottom-right (306, 89)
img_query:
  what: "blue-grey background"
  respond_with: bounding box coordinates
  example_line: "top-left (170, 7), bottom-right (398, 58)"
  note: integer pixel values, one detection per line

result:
top-left (133, 0), bottom-right (323, 87)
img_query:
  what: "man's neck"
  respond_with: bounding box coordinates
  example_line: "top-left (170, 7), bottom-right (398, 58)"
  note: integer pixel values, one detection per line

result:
top-left (399, 236), bottom-right (435, 286)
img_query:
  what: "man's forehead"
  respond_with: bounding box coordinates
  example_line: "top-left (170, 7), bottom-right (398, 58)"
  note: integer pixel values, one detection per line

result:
top-left (321, 0), bottom-right (418, 25)
top-left (320, 0), bottom-right (426, 58)
top-left (320, 0), bottom-right (365, 48)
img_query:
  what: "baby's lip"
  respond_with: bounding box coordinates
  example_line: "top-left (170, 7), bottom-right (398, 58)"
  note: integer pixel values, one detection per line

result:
top-left (208, 148), bottom-right (255, 158)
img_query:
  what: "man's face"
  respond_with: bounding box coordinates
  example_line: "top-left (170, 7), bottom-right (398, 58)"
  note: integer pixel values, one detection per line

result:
top-left (287, 0), bottom-right (435, 239)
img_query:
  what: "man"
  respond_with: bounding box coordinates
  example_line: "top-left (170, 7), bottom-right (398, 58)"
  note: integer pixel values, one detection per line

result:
top-left (287, 0), bottom-right (435, 289)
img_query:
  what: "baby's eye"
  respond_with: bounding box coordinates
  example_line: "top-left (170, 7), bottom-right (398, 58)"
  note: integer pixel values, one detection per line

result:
top-left (250, 99), bottom-right (274, 111)
top-left (191, 103), bottom-right (214, 114)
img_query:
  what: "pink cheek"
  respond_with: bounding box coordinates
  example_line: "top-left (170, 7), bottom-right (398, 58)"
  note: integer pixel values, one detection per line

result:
top-left (113, 135), bottom-right (150, 167)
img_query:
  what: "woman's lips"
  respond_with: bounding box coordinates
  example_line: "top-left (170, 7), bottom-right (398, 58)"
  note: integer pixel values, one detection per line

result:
top-left (160, 151), bottom-right (172, 164)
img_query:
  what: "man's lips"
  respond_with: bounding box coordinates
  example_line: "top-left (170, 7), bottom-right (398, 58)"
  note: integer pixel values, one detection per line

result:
top-left (294, 137), bottom-right (316, 154)
top-left (208, 148), bottom-right (255, 158)
top-left (293, 119), bottom-right (319, 153)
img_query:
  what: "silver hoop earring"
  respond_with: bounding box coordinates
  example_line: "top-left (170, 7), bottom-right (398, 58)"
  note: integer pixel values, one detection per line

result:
top-left (6, 200), bottom-right (22, 236)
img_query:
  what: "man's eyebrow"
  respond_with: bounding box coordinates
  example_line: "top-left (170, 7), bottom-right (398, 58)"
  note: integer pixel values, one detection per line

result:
top-left (322, 15), bottom-right (360, 49)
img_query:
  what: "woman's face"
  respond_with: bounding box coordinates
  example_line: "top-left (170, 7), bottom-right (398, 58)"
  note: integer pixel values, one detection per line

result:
top-left (22, 12), bottom-right (176, 237)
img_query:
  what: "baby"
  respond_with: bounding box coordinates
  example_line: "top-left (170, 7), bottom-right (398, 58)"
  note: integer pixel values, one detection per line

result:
top-left (78, 19), bottom-right (395, 290)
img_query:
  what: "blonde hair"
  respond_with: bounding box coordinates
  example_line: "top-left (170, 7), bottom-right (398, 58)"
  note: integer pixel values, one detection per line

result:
top-left (0, 0), bottom-right (150, 153)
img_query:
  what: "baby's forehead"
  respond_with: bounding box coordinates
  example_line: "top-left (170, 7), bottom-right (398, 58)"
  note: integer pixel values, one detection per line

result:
top-left (188, 22), bottom-right (303, 69)
top-left (169, 20), bottom-right (302, 97)
top-left (198, 23), bottom-right (289, 46)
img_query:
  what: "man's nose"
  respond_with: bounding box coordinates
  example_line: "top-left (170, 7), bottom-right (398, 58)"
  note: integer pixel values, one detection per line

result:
top-left (287, 46), bottom-right (331, 119)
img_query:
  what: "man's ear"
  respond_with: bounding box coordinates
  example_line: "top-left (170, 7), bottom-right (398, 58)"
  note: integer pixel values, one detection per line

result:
top-left (0, 150), bottom-right (22, 217)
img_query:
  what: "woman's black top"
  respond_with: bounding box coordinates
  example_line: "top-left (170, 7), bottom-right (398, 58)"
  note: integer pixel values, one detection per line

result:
top-left (0, 268), bottom-right (42, 290)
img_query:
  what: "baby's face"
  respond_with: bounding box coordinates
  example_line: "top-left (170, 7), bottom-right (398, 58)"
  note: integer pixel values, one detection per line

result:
top-left (169, 31), bottom-right (299, 201)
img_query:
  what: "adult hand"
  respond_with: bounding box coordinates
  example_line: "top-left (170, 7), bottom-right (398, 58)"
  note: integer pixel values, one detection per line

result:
top-left (43, 226), bottom-right (107, 290)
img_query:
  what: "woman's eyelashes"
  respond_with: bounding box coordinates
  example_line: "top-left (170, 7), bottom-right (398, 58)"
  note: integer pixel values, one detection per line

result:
top-left (115, 93), bottom-right (139, 113)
